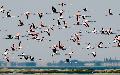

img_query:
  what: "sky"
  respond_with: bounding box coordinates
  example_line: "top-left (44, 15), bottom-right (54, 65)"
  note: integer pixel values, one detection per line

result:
top-left (0, 0), bottom-right (120, 66)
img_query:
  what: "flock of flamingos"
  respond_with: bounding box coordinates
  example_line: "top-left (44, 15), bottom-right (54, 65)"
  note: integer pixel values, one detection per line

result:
top-left (0, 1), bottom-right (120, 64)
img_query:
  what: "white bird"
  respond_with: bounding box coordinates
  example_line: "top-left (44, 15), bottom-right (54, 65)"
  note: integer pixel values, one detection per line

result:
top-left (3, 49), bottom-right (9, 56)
top-left (98, 42), bottom-right (103, 48)
top-left (4, 56), bottom-right (10, 62)
top-left (24, 11), bottom-right (31, 19)
top-left (113, 39), bottom-right (117, 43)
top-left (109, 9), bottom-right (113, 15)
top-left (18, 41), bottom-right (22, 49)
top-left (0, 6), bottom-right (5, 13)
top-left (92, 28), bottom-right (97, 33)
top-left (86, 43), bottom-right (91, 49)
top-left (91, 52), bottom-right (96, 57)
top-left (4, 52), bottom-right (8, 56)
top-left (65, 51), bottom-right (74, 58)
top-left (83, 20), bottom-right (89, 27)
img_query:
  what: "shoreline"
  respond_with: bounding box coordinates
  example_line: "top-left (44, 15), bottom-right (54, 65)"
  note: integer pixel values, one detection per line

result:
top-left (0, 68), bottom-right (120, 73)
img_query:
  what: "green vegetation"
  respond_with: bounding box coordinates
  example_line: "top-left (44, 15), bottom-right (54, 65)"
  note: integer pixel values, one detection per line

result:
top-left (0, 68), bottom-right (120, 73)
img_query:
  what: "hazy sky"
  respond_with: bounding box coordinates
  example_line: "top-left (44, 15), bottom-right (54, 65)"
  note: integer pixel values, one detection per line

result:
top-left (0, 0), bottom-right (120, 66)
